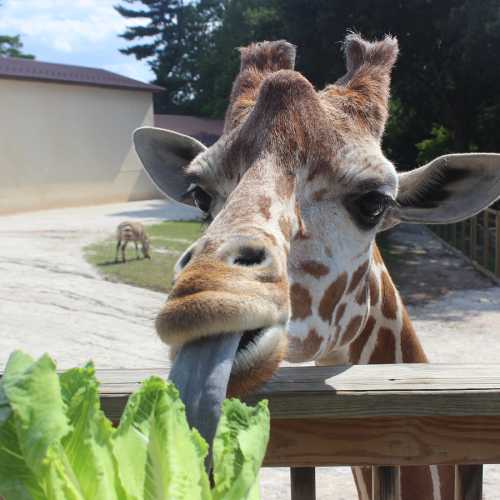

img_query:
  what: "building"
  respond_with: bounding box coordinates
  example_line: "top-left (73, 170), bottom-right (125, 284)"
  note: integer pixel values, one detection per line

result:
top-left (0, 57), bottom-right (163, 214)
top-left (154, 114), bottom-right (223, 146)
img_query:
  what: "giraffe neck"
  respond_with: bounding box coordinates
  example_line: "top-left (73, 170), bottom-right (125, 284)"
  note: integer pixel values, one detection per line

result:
top-left (337, 246), bottom-right (454, 500)
top-left (318, 244), bottom-right (427, 366)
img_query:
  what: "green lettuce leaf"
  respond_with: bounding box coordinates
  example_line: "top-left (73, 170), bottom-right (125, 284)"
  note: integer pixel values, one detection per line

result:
top-left (212, 399), bottom-right (270, 500)
top-left (59, 365), bottom-right (126, 500)
top-left (113, 377), bottom-right (211, 500)
top-left (0, 351), bottom-right (270, 500)
top-left (0, 351), bottom-right (80, 500)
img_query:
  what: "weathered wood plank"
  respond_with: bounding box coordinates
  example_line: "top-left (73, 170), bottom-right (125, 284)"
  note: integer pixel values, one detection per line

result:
top-left (89, 364), bottom-right (500, 421)
top-left (372, 466), bottom-right (400, 500)
top-left (94, 364), bottom-right (500, 392)
top-left (290, 467), bottom-right (316, 500)
top-left (263, 416), bottom-right (500, 467)
top-left (454, 464), bottom-right (482, 500)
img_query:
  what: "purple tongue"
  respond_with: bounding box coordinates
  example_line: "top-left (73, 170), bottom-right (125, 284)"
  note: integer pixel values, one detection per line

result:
top-left (168, 333), bottom-right (242, 450)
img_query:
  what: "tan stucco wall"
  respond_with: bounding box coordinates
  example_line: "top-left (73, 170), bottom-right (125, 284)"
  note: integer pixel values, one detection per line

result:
top-left (0, 79), bottom-right (161, 214)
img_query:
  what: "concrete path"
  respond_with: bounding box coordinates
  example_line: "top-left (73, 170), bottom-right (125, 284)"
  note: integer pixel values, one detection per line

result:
top-left (0, 200), bottom-right (199, 369)
top-left (1, 202), bottom-right (499, 498)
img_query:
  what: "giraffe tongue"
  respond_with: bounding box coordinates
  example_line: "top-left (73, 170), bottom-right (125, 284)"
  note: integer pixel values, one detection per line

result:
top-left (168, 333), bottom-right (242, 453)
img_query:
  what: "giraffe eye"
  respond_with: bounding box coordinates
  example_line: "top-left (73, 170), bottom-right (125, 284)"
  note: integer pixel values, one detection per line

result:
top-left (186, 185), bottom-right (212, 213)
top-left (352, 191), bottom-right (393, 229)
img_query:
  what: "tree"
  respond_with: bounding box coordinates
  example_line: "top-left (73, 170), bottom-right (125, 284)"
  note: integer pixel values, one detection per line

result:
top-left (0, 34), bottom-right (33, 58)
top-left (116, 0), bottom-right (222, 113)
top-left (117, 0), bottom-right (500, 168)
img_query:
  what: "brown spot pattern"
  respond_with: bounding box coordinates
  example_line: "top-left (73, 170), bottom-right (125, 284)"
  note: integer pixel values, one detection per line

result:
top-left (312, 188), bottom-right (328, 201)
top-left (300, 260), bottom-right (329, 278)
top-left (355, 283), bottom-right (368, 305)
top-left (318, 272), bottom-right (348, 323)
top-left (381, 271), bottom-right (398, 320)
top-left (276, 174), bottom-right (295, 199)
top-left (341, 315), bottom-right (363, 344)
top-left (372, 244), bottom-right (384, 264)
top-left (290, 283), bottom-right (312, 320)
top-left (348, 261), bottom-right (369, 293)
top-left (369, 271), bottom-right (379, 305)
top-left (334, 303), bottom-right (346, 325)
top-left (400, 308), bottom-right (428, 363)
top-left (349, 316), bottom-right (376, 363)
top-left (279, 215), bottom-right (292, 241)
top-left (257, 195), bottom-right (272, 219)
top-left (369, 326), bottom-right (396, 364)
top-left (301, 329), bottom-right (323, 358)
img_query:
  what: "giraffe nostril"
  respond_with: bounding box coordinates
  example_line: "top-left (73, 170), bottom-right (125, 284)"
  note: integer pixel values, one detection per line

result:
top-left (179, 250), bottom-right (193, 269)
top-left (233, 246), bottom-right (267, 267)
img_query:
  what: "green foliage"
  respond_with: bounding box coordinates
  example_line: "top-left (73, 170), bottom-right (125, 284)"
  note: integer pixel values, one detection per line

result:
top-left (117, 0), bottom-right (500, 166)
top-left (0, 351), bottom-right (270, 500)
top-left (416, 125), bottom-right (454, 165)
top-left (0, 34), bottom-right (34, 59)
top-left (115, 0), bottom-right (222, 113)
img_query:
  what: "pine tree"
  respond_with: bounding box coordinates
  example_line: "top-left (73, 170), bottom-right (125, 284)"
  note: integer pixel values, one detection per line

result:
top-left (115, 0), bottom-right (222, 113)
top-left (0, 34), bottom-right (33, 58)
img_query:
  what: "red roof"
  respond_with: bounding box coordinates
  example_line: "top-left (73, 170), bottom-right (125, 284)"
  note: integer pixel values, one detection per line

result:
top-left (0, 57), bottom-right (163, 92)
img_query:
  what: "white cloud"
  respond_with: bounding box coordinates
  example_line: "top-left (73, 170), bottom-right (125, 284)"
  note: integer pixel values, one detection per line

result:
top-left (0, 0), bottom-right (148, 53)
top-left (0, 0), bottom-right (154, 81)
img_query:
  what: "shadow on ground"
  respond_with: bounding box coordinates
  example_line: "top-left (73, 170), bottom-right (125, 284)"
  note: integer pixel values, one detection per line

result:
top-left (378, 224), bottom-right (495, 305)
top-left (109, 200), bottom-right (200, 221)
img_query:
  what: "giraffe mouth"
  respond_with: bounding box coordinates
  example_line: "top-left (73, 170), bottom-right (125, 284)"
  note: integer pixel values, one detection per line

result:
top-left (168, 323), bottom-right (286, 456)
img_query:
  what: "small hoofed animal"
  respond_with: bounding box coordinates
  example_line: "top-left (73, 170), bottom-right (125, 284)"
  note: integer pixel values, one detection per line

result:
top-left (115, 221), bottom-right (151, 262)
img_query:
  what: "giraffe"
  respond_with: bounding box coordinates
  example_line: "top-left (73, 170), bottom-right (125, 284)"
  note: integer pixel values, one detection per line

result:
top-left (134, 34), bottom-right (500, 499)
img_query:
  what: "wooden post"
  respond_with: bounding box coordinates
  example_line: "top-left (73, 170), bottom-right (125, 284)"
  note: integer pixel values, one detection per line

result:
top-left (496, 212), bottom-right (500, 277)
top-left (290, 467), bottom-right (316, 500)
top-left (470, 216), bottom-right (478, 261)
top-left (372, 466), bottom-right (401, 500)
top-left (454, 464), bottom-right (483, 500)
top-left (483, 211), bottom-right (490, 269)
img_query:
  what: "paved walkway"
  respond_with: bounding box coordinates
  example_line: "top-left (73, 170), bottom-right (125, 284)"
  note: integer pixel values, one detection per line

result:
top-left (1, 202), bottom-right (499, 498)
top-left (0, 200), bottom-right (199, 370)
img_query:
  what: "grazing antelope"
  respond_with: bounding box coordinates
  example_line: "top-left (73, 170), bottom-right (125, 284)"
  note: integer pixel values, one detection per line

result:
top-left (134, 35), bottom-right (500, 498)
top-left (115, 221), bottom-right (151, 263)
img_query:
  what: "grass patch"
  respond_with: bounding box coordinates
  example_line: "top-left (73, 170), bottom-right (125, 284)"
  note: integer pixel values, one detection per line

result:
top-left (84, 221), bottom-right (204, 293)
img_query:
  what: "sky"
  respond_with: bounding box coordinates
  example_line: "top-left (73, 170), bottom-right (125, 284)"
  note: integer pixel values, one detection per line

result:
top-left (0, 0), bottom-right (155, 83)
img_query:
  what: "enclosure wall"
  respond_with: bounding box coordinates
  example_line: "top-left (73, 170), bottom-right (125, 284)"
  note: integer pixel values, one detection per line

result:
top-left (0, 79), bottom-right (161, 214)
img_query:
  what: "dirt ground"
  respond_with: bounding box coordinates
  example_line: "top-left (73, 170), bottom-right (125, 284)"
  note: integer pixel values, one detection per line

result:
top-left (1, 202), bottom-right (499, 499)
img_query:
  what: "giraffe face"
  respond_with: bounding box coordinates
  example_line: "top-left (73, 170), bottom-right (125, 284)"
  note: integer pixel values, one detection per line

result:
top-left (134, 35), bottom-right (402, 401)
top-left (152, 104), bottom-right (398, 396)
top-left (135, 35), bottom-right (500, 446)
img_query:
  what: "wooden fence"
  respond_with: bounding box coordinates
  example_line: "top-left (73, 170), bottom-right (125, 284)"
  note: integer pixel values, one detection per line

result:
top-left (97, 363), bottom-right (500, 500)
top-left (430, 207), bottom-right (500, 282)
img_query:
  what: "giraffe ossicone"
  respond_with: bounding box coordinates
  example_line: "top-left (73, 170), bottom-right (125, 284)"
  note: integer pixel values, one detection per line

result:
top-left (134, 34), bottom-right (500, 499)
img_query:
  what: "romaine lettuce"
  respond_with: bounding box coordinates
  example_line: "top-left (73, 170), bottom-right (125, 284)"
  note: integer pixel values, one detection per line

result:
top-left (0, 351), bottom-right (269, 500)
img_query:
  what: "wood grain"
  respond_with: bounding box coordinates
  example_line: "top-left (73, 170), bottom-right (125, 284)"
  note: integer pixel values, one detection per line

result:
top-left (372, 466), bottom-right (400, 500)
top-left (263, 416), bottom-right (500, 467)
top-left (93, 364), bottom-right (500, 421)
top-left (290, 467), bottom-right (316, 500)
top-left (454, 465), bottom-right (482, 500)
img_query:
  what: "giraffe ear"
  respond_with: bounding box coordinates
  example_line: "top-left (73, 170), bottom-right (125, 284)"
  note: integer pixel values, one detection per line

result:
top-left (390, 153), bottom-right (500, 225)
top-left (133, 127), bottom-right (207, 206)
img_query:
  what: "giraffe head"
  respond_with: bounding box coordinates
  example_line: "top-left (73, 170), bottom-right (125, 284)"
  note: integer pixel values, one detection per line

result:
top-left (135, 34), bottom-right (500, 441)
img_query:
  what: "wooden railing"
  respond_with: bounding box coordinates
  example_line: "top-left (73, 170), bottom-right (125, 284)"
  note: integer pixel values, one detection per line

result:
top-left (97, 363), bottom-right (500, 500)
top-left (430, 207), bottom-right (500, 282)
